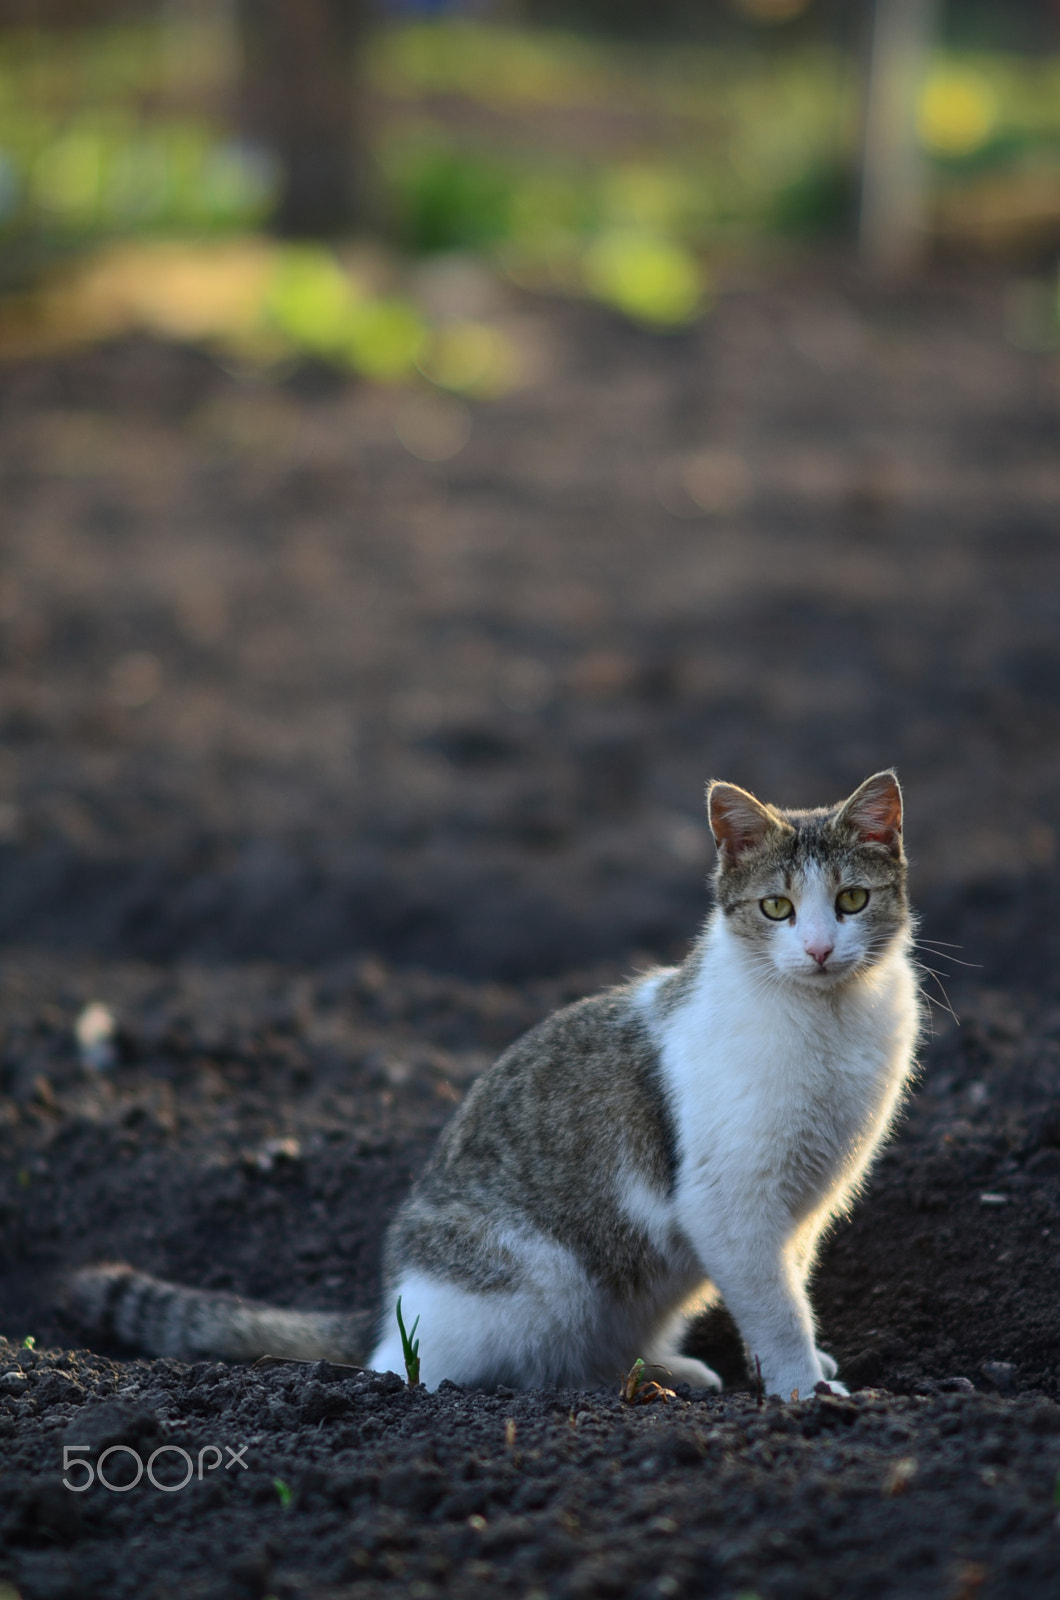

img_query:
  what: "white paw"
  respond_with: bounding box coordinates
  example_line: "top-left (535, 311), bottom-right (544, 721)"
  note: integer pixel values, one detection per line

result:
top-left (816, 1349), bottom-right (838, 1380)
top-left (650, 1354), bottom-right (722, 1391)
top-left (768, 1368), bottom-right (848, 1401)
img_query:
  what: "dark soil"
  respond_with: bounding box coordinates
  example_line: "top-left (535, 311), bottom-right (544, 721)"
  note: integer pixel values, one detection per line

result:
top-left (2, 253), bottom-right (1060, 1599)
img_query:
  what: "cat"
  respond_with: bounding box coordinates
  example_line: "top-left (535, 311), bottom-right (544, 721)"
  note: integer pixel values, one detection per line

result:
top-left (70, 770), bottom-right (920, 1399)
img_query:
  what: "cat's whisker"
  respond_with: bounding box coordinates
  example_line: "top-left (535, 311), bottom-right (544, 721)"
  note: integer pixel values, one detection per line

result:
top-left (913, 940), bottom-right (979, 971)
top-left (921, 997), bottom-right (957, 1039)
top-left (911, 960), bottom-right (960, 1026)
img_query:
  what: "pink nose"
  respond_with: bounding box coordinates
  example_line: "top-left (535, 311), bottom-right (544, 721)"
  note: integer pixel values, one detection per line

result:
top-left (806, 943), bottom-right (834, 968)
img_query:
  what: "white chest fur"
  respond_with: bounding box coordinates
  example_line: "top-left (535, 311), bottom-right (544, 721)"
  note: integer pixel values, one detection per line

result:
top-left (641, 916), bottom-right (920, 1238)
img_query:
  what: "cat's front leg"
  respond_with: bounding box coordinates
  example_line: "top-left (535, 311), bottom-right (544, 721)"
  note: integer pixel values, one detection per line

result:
top-left (697, 1235), bottom-right (846, 1399)
top-left (793, 1253), bottom-right (841, 1383)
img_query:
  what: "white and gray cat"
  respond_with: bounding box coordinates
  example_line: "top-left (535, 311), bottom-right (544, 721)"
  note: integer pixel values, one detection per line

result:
top-left (71, 771), bottom-right (920, 1399)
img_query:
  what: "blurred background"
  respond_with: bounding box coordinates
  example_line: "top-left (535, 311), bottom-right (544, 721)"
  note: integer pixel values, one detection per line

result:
top-left (2, 0), bottom-right (1060, 355)
top-left (0, 0), bottom-right (1058, 988)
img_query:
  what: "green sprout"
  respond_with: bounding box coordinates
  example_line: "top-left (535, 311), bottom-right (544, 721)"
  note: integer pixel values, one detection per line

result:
top-left (396, 1296), bottom-right (420, 1388)
top-left (272, 1477), bottom-right (292, 1510)
top-left (21, 1336), bottom-right (35, 1350)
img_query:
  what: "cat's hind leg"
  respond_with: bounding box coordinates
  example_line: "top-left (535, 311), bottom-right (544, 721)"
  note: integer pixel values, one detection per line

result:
top-left (645, 1351), bottom-right (722, 1391)
top-left (369, 1269), bottom-right (601, 1392)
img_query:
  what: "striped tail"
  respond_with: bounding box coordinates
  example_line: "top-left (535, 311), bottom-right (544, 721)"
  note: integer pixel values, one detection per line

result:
top-left (67, 1263), bottom-right (374, 1366)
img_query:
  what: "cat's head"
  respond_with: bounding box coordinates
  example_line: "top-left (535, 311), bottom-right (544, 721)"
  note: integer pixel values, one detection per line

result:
top-left (706, 771), bottom-right (909, 987)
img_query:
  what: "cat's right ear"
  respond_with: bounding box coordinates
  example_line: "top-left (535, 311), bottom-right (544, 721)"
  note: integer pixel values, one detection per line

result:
top-left (707, 782), bottom-right (777, 861)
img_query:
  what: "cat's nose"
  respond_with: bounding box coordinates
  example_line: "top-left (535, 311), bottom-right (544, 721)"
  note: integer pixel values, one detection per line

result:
top-left (806, 941), bottom-right (834, 968)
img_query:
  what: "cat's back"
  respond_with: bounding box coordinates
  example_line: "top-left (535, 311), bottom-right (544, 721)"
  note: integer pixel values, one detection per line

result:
top-left (386, 981), bottom-right (682, 1294)
top-left (427, 983), bottom-right (676, 1197)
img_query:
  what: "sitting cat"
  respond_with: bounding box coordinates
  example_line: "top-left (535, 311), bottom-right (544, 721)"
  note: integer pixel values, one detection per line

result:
top-left (71, 770), bottom-right (920, 1399)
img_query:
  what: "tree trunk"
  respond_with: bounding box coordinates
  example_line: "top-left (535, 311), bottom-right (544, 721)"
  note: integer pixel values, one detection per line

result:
top-left (236, 0), bottom-right (364, 237)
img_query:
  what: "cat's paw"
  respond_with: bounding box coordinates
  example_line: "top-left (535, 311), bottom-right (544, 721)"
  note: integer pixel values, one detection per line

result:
top-left (651, 1354), bottom-right (722, 1391)
top-left (768, 1366), bottom-right (848, 1401)
top-left (815, 1378), bottom-right (849, 1397)
top-left (815, 1349), bottom-right (838, 1380)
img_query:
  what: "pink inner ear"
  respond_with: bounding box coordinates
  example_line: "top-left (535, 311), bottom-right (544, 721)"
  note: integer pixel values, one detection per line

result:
top-left (845, 776), bottom-right (902, 845)
top-left (709, 786), bottom-right (773, 856)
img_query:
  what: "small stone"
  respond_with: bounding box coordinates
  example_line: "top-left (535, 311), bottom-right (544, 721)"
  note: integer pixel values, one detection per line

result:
top-left (254, 1136), bottom-right (301, 1173)
top-left (0, 1370), bottom-right (28, 1393)
top-left (883, 1456), bottom-right (918, 1496)
top-left (75, 1002), bottom-right (117, 1072)
top-left (980, 1361), bottom-right (1016, 1393)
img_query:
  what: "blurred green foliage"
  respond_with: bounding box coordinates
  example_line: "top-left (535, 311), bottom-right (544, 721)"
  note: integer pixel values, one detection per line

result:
top-left (373, 21), bottom-right (856, 270)
top-left (0, 21), bottom-right (272, 236)
top-left (384, 145), bottom-right (518, 254)
top-left (1, 15), bottom-right (1059, 364)
top-left (263, 245), bottom-right (428, 380)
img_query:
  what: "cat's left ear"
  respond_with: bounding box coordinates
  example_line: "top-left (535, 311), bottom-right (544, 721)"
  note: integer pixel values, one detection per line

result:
top-left (836, 770), bottom-right (903, 857)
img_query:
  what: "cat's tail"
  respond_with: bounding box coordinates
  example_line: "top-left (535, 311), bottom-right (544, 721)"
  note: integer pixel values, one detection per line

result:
top-left (65, 1263), bottom-right (374, 1366)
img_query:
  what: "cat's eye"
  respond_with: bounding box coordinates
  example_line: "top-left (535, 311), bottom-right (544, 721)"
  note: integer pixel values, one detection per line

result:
top-left (836, 887), bottom-right (869, 914)
top-left (760, 896), bottom-right (793, 921)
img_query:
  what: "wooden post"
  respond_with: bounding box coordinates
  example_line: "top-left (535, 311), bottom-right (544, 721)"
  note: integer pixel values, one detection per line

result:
top-left (859, 0), bottom-right (942, 275)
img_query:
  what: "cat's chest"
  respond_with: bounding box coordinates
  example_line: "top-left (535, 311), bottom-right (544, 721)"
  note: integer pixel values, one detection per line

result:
top-left (684, 1009), bottom-right (881, 1132)
top-left (653, 967), bottom-right (909, 1185)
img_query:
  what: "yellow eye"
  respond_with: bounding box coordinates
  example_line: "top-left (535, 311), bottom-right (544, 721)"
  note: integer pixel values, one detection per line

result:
top-left (837, 887), bottom-right (869, 914)
top-left (760, 896), bottom-right (793, 921)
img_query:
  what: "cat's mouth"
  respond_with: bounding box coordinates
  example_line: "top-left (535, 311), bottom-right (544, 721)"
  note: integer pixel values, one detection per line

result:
top-left (798, 957), bottom-right (858, 984)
